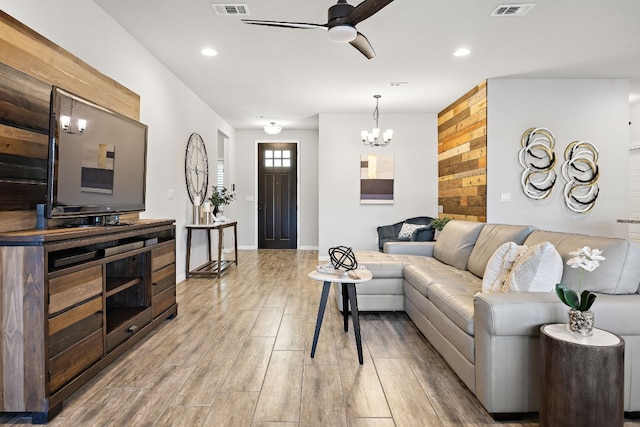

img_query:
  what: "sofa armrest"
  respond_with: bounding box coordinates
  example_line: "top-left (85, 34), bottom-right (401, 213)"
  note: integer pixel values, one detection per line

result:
top-left (377, 224), bottom-right (399, 250)
top-left (383, 241), bottom-right (435, 256)
top-left (473, 292), bottom-right (640, 413)
top-left (412, 226), bottom-right (435, 242)
top-left (474, 292), bottom-right (566, 336)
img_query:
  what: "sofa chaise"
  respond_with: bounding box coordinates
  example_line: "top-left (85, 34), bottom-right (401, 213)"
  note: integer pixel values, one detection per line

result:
top-left (335, 220), bottom-right (640, 416)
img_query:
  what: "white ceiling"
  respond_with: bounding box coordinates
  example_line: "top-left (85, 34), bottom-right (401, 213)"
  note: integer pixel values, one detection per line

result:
top-left (95, 0), bottom-right (640, 131)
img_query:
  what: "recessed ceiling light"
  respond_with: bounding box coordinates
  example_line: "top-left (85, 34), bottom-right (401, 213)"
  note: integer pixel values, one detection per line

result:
top-left (201, 47), bottom-right (218, 57)
top-left (453, 48), bottom-right (470, 57)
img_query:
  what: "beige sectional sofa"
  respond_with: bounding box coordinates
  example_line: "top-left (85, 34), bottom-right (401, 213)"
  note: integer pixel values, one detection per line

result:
top-left (339, 220), bottom-right (640, 416)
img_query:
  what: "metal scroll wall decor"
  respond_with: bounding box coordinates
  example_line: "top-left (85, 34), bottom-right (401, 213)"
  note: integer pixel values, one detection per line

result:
top-left (518, 127), bottom-right (557, 199)
top-left (561, 141), bottom-right (599, 213)
top-left (518, 127), bottom-right (600, 214)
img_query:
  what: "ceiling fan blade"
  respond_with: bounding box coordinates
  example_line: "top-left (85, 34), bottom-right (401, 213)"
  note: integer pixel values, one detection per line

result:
top-left (350, 32), bottom-right (375, 59)
top-left (242, 19), bottom-right (327, 30)
top-left (342, 0), bottom-right (394, 26)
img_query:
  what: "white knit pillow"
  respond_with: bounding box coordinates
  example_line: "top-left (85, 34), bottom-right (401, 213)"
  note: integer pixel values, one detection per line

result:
top-left (482, 242), bottom-right (528, 293)
top-left (504, 241), bottom-right (563, 292)
top-left (397, 223), bottom-right (426, 239)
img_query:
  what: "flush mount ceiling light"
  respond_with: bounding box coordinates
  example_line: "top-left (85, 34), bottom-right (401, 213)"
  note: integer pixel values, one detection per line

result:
top-left (264, 122), bottom-right (282, 135)
top-left (453, 47), bottom-right (470, 57)
top-left (201, 47), bottom-right (218, 56)
top-left (361, 95), bottom-right (393, 147)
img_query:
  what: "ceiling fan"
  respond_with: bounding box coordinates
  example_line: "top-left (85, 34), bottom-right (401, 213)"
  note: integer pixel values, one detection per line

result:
top-left (241, 0), bottom-right (394, 59)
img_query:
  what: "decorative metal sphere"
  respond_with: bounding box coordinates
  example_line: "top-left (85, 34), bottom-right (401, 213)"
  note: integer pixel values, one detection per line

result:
top-left (328, 246), bottom-right (358, 271)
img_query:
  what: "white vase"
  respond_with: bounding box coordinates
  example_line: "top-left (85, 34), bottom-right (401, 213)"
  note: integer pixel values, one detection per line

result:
top-left (568, 308), bottom-right (594, 336)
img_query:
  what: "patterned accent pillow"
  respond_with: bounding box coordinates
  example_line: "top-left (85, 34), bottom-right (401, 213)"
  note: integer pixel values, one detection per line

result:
top-left (504, 241), bottom-right (563, 292)
top-left (397, 223), bottom-right (427, 239)
top-left (482, 242), bottom-right (528, 293)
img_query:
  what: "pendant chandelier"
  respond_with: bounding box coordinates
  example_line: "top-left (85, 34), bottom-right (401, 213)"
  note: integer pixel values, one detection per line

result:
top-left (361, 95), bottom-right (393, 147)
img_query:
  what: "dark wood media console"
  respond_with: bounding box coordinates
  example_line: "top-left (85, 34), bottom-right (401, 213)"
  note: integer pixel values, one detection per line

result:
top-left (0, 219), bottom-right (177, 423)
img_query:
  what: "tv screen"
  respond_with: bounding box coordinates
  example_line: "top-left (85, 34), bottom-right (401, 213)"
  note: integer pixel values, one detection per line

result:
top-left (47, 86), bottom-right (147, 220)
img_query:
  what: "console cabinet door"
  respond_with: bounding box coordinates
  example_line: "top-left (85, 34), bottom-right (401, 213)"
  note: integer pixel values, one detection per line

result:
top-left (49, 265), bottom-right (102, 315)
top-left (47, 266), bottom-right (104, 393)
top-left (48, 296), bottom-right (103, 393)
top-left (151, 243), bottom-right (176, 318)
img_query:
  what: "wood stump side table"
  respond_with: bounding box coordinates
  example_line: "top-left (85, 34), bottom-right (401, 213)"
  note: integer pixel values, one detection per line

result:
top-left (540, 323), bottom-right (624, 427)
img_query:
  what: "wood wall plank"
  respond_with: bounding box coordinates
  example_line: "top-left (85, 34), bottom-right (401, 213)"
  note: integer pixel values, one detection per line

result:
top-left (437, 81), bottom-right (487, 222)
top-left (0, 13), bottom-right (139, 120)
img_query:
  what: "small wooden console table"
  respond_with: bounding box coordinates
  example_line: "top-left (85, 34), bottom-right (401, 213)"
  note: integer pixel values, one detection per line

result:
top-left (186, 221), bottom-right (238, 278)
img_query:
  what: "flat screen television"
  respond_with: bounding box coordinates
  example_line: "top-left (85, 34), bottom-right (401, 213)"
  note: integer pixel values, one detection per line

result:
top-left (47, 86), bottom-right (148, 221)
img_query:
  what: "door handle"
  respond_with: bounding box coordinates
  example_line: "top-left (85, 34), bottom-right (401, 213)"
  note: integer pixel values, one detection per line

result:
top-left (257, 201), bottom-right (264, 211)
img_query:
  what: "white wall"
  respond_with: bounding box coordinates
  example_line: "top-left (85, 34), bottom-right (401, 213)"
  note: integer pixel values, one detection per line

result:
top-left (487, 79), bottom-right (629, 237)
top-left (235, 129), bottom-right (319, 249)
top-left (318, 113), bottom-right (438, 257)
top-left (1, 1), bottom-right (236, 282)
top-left (628, 103), bottom-right (640, 241)
top-left (631, 103), bottom-right (640, 145)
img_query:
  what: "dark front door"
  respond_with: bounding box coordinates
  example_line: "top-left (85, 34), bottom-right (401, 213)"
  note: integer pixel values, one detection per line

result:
top-left (258, 143), bottom-right (297, 249)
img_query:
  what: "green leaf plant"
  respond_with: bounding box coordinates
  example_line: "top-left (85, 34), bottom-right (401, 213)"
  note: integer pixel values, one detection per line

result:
top-left (555, 284), bottom-right (597, 311)
top-left (430, 217), bottom-right (451, 232)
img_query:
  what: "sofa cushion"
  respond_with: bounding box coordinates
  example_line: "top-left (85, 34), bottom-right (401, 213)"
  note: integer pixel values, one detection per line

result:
top-left (482, 242), bottom-right (528, 293)
top-left (404, 261), bottom-right (479, 297)
top-left (427, 280), bottom-right (481, 335)
top-left (523, 230), bottom-right (640, 294)
top-left (433, 220), bottom-right (485, 270)
top-left (398, 223), bottom-right (427, 239)
top-left (504, 241), bottom-right (563, 292)
top-left (468, 224), bottom-right (537, 278)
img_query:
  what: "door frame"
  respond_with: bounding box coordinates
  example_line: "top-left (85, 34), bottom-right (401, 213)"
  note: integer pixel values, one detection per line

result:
top-left (254, 139), bottom-right (300, 249)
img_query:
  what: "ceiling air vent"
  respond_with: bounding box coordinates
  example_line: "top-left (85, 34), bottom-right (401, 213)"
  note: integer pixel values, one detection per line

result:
top-left (491, 4), bottom-right (535, 16)
top-left (211, 4), bottom-right (250, 16)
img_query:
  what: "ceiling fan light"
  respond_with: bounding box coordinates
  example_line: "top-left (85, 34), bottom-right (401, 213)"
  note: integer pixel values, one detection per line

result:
top-left (264, 122), bottom-right (282, 135)
top-left (328, 25), bottom-right (357, 43)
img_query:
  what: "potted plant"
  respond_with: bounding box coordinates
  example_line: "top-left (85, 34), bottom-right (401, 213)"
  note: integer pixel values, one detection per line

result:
top-left (555, 246), bottom-right (605, 335)
top-left (208, 185), bottom-right (235, 217)
top-left (430, 217), bottom-right (451, 239)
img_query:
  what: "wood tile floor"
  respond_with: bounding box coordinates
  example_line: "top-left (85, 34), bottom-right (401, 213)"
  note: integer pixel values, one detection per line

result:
top-left (1, 249), bottom-right (639, 426)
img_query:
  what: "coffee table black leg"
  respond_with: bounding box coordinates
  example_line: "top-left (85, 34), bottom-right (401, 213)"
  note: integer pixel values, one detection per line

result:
top-left (311, 281), bottom-right (331, 359)
top-left (342, 283), bottom-right (349, 332)
top-left (347, 282), bottom-right (363, 365)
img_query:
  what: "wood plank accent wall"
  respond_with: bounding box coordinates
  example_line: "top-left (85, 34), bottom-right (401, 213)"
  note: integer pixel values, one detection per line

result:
top-left (0, 11), bottom-right (140, 233)
top-left (437, 81), bottom-right (487, 222)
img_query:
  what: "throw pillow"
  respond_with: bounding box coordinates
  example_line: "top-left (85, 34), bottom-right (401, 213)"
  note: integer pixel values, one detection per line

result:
top-left (504, 241), bottom-right (563, 292)
top-left (482, 242), bottom-right (528, 293)
top-left (398, 223), bottom-right (427, 239)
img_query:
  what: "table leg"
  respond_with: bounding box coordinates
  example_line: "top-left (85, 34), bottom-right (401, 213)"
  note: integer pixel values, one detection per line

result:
top-left (347, 283), bottom-right (363, 365)
top-left (342, 283), bottom-right (349, 332)
top-left (217, 226), bottom-right (223, 279)
top-left (233, 223), bottom-right (238, 266)
top-left (206, 229), bottom-right (212, 262)
top-left (185, 228), bottom-right (193, 278)
top-left (311, 281), bottom-right (331, 359)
